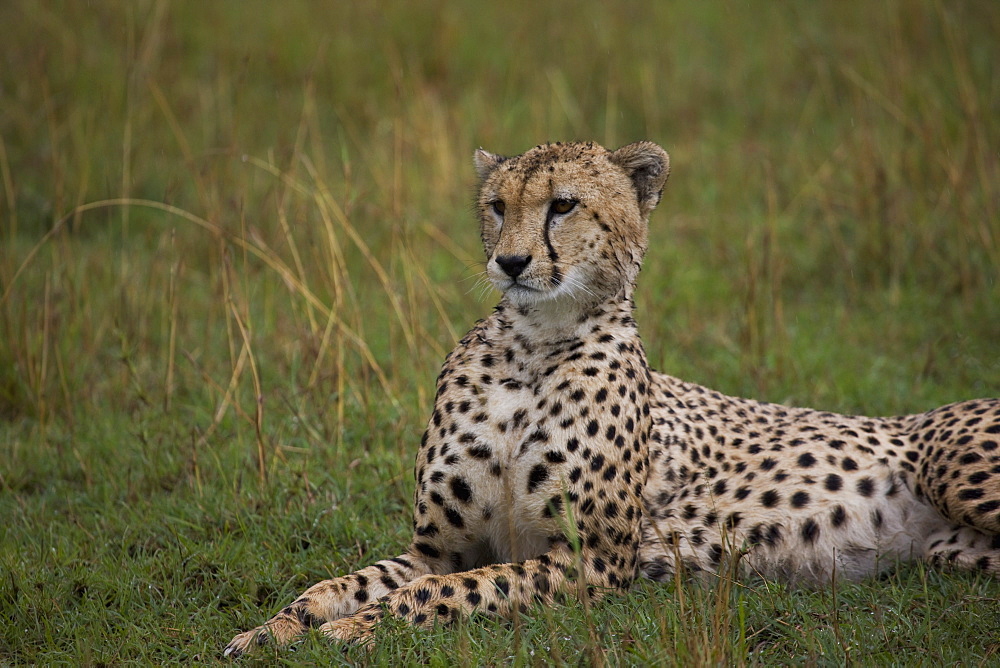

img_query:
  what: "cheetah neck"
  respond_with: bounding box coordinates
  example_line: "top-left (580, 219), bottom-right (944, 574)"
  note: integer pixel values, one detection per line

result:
top-left (497, 286), bottom-right (641, 346)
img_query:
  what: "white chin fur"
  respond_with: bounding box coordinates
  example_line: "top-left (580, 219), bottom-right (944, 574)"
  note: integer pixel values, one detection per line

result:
top-left (499, 283), bottom-right (549, 306)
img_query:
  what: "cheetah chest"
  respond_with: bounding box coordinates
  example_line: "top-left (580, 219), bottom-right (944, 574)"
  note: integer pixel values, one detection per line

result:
top-left (424, 372), bottom-right (575, 563)
top-left (417, 328), bottom-right (650, 566)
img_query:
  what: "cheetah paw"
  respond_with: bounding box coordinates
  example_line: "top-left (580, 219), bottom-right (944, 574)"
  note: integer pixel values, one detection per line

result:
top-left (319, 616), bottom-right (376, 645)
top-left (223, 627), bottom-right (271, 659)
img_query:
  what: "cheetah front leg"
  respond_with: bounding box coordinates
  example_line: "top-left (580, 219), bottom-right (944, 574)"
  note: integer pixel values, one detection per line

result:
top-left (316, 545), bottom-right (578, 643)
top-left (317, 532), bottom-right (639, 645)
top-left (223, 552), bottom-right (435, 658)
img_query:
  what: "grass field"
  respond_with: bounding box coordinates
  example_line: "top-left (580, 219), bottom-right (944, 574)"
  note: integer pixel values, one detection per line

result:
top-left (2, 1), bottom-right (999, 664)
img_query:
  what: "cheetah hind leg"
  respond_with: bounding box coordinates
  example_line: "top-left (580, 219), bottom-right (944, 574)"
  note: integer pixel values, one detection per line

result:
top-left (911, 399), bottom-right (1000, 537)
top-left (924, 524), bottom-right (1000, 575)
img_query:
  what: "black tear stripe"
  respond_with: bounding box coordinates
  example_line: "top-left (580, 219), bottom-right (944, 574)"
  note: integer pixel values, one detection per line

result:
top-left (544, 206), bottom-right (562, 285)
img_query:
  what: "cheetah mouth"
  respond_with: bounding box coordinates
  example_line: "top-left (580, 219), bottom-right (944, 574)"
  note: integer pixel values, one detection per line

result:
top-left (499, 279), bottom-right (548, 298)
top-left (497, 270), bottom-right (591, 306)
top-left (504, 280), bottom-right (538, 292)
top-left (491, 274), bottom-right (534, 291)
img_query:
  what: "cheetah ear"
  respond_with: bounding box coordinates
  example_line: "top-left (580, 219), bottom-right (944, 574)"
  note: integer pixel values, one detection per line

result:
top-left (609, 141), bottom-right (670, 216)
top-left (474, 148), bottom-right (506, 180)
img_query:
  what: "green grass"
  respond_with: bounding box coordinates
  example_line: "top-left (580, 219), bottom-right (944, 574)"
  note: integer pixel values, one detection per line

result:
top-left (2, 0), bottom-right (999, 664)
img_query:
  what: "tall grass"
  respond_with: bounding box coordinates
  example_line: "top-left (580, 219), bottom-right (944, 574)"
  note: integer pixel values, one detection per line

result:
top-left (1, 0), bottom-right (998, 664)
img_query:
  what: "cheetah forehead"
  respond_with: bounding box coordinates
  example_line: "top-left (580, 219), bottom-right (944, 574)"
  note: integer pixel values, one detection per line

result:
top-left (475, 141), bottom-right (670, 216)
top-left (477, 142), bottom-right (616, 191)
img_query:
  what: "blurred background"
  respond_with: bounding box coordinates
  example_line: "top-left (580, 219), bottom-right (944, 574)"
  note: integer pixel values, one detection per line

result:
top-left (3, 1), bottom-right (998, 426)
top-left (1, 2), bottom-right (999, 661)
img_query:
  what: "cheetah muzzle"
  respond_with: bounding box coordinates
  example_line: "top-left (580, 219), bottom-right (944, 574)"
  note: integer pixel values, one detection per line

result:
top-left (225, 141), bottom-right (1000, 657)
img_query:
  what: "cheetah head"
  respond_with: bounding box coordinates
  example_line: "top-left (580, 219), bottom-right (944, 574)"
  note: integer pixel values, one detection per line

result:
top-left (474, 141), bottom-right (669, 308)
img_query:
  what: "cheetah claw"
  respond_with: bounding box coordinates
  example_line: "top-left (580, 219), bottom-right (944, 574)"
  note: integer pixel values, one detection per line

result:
top-left (223, 627), bottom-right (270, 659)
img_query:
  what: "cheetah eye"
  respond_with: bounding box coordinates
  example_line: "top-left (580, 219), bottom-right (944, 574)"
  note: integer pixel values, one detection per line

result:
top-left (550, 198), bottom-right (577, 215)
top-left (491, 200), bottom-right (506, 216)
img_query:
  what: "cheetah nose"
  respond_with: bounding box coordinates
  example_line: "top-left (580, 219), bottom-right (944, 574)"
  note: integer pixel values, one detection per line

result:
top-left (495, 254), bottom-right (532, 279)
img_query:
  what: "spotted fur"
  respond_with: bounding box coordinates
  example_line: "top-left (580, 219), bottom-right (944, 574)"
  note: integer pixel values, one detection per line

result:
top-left (225, 141), bottom-right (999, 657)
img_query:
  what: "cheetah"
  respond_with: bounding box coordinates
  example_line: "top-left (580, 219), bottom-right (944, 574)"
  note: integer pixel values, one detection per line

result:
top-left (225, 140), bottom-right (1000, 657)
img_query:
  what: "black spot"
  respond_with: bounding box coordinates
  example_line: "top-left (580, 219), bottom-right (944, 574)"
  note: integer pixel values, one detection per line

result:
top-left (544, 495), bottom-right (564, 518)
top-left (414, 588), bottom-right (432, 604)
top-left (800, 519), bottom-right (820, 544)
top-left (797, 453), bottom-right (817, 468)
top-left (290, 604), bottom-right (321, 629)
top-left (445, 507), bottom-right (465, 528)
top-left (761, 490), bottom-right (780, 508)
top-left (790, 491), bottom-right (810, 508)
top-left (958, 488), bottom-right (985, 500)
top-left (416, 523), bottom-right (439, 537)
top-left (450, 477), bottom-right (472, 503)
top-left (528, 464), bottom-right (549, 492)
top-left (856, 477), bottom-right (875, 497)
top-left (415, 542), bottom-right (440, 559)
top-left (841, 458), bottom-right (858, 471)
top-left (824, 474), bottom-right (843, 492)
top-left (587, 420), bottom-right (599, 436)
top-left (976, 499), bottom-right (1000, 514)
top-left (830, 505), bottom-right (847, 527)
top-left (467, 445), bottom-right (491, 459)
